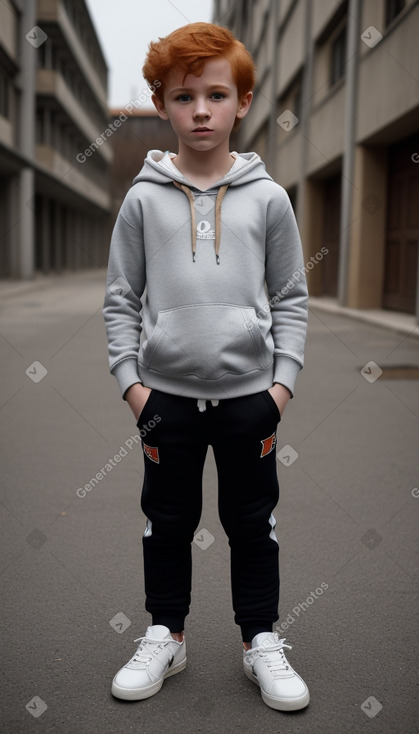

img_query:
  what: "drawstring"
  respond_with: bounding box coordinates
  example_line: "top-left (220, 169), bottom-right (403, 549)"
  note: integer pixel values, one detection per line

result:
top-left (173, 182), bottom-right (197, 261)
top-left (173, 182), bottom-right (229, 263)
top-left (197, 399), bottom-right (219, 412)
top-left (214, 185), bottom-right (229, 264)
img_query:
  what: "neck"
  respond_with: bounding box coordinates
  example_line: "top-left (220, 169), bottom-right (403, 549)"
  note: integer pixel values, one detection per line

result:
top-left (173, 140), bottom-right (234, 180)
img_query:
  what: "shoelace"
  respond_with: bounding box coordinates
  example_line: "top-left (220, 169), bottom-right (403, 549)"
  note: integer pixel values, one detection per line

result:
top-left (130, 636), bottom-right (174, 667)
top-left (249, 635), bottom-right (292, 677)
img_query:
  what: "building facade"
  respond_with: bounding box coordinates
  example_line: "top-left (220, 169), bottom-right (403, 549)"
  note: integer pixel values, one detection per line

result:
top-left (213, 0), bottom-right (419, 321)
top-left (0, 0), bottom-right (112, 279)
top-left (108, 108), bottom-right (178, 220)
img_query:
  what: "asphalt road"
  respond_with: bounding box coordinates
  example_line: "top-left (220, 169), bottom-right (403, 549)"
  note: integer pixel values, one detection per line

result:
top-left (1, 270), bottom-right (418, 734)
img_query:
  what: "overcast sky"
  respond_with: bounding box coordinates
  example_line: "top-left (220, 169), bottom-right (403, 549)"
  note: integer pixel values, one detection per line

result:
top-left (84, 0), bottom-right (214, 108)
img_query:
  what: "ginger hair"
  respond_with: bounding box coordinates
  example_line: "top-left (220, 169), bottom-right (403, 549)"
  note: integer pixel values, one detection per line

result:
top-left (142, 22), bottom-right (256, 130)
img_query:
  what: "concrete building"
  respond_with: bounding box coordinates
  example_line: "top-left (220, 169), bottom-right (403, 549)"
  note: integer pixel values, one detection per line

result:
top-left (213, 0), bottom-right (419, 322)
top-left (0, 0), bottom-right (112, 279)
top-left (108, 108), bottom-right (178, 220)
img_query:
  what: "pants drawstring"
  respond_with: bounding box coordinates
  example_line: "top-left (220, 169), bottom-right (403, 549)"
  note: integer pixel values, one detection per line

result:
top-left (197, 399), bottom-right (219, 412)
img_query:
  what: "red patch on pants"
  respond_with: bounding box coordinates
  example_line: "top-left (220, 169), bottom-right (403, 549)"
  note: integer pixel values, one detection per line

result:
top-left (260, 433), bottom-right (276, 458)
top-left (143, 442), bottom-right (160, 464)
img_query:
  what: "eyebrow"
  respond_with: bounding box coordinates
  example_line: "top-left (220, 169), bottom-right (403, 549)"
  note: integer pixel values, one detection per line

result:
top-left (168, 84), bottom-right (232, 94)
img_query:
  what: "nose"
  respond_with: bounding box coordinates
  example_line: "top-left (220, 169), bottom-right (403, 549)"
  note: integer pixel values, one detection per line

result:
top-left (193, 96), bottom-right (211, 120)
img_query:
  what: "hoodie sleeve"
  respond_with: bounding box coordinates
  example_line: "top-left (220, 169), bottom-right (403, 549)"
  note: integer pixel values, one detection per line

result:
top-left (265, 194), bottom-right (308, 397)
top-left (103, 189), bottom-right (145, 399)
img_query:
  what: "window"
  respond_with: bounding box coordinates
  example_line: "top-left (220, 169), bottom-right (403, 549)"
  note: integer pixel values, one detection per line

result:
top-left (277, 73), bottom-right (302, 128)
top-left (385, 0), bottom-right (405, 27)
top-left (293, 84), bottom-right (302, 121)
top-left (0, 69), bottom-right (10, 118)
top-left (36, 108), bottom-right (45, 143)
top-left (38, 42), bottom-right (46, 69)
top-left (330, 25), bottom-right (347, 87)
top-left (51, 46), bottom-right (58, 71)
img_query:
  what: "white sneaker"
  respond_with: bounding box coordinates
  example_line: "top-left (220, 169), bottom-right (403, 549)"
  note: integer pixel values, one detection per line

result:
top-left (243, 632), bottom-right (309, 711)
top-left (111, 624), bottom-right (186, 700)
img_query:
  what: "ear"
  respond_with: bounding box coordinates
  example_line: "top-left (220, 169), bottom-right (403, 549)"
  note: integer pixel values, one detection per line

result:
top-left (236, 91), bottom-right (253, 120)
top-left (152, 94), bottom-right (169, 120)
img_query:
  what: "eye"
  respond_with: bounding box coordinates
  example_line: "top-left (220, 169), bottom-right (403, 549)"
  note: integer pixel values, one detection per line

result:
top-left (211, 92), bottom-right (225, 100)
top-left (175, 94), bottom-right (191, 102)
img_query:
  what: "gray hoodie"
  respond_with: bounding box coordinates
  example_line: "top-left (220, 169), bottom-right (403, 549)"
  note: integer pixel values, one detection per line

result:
top-left (103, 149), bottom-right (308, 402)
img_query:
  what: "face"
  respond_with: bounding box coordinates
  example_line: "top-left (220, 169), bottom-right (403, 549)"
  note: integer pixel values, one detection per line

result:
top-left (152, 56), bottom-right (252, 153)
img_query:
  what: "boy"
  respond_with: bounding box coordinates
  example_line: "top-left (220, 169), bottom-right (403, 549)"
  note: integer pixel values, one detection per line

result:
top-left (103, 22), bottom-right (309, 712)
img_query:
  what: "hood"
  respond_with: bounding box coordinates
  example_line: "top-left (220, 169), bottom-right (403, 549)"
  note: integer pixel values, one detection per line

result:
top-left (131, 150), bottom-right (273, 263)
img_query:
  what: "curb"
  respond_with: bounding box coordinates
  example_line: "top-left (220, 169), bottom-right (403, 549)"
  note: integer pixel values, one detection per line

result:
top-left (0, 269), bottom-right (106, 301)
top-left (309, 297), bottom-right (419, 340)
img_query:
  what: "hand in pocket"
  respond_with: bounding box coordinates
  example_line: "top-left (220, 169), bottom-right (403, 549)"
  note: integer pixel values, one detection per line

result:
top-left (125, 383), bottom-right (152, 422)
top-left (267, 384), bottom-right (291, 418)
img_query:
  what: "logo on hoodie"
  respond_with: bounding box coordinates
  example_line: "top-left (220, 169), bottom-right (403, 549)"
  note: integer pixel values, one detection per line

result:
top-left (196, 220), bottom-right (215, 240)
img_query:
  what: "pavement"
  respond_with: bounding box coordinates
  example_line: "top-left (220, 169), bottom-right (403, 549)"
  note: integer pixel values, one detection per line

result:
top-left (0, 269), bottom-right (418, 734)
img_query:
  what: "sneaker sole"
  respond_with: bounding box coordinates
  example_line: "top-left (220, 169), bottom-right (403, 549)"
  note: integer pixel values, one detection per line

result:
top-left (243, 664), bottom-right (310, 711)
top-left (111, 656), bottom-right (187, 701)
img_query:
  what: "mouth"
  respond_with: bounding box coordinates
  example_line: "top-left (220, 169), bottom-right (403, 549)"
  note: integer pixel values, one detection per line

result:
top-left (192, 127), bottom-right (213, 133)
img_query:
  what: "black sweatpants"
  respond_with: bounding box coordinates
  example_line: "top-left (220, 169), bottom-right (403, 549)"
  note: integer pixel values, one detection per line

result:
top-left (138, 388), bottom-right (281, 643)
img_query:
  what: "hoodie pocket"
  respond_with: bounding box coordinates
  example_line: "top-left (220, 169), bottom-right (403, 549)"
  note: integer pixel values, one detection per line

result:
top-left (140, 304), bottom-right (272, 380)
